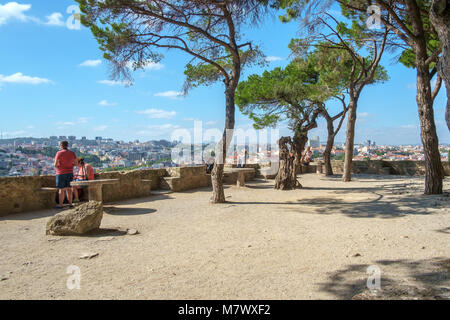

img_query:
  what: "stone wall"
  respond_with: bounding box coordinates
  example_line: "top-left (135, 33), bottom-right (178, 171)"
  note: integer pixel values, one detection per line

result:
top-left (0, 175), bottom-right (56, 215)
top-left (328, 160), bottom-right (450, 176)
top-left (1, 160), bottom-right (448, 216)
top-left (0, 165), bottom-right (255, 216)
top-left (161, 166), bottom-right (211, 192)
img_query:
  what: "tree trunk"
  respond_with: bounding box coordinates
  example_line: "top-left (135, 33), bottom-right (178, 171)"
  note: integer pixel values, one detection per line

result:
top-left (406, 0), bottom-right (444, 194)
top-left (430, 0), bottom-right (450, 131)
top-left (275, 137), bottom-right (297, 190)
top-left (211, 87), bottom-right (235, 203)
top-left (292, 131), bottom-right (308, 174)
top-left (416, 62), bottom-right (444, 194)
top-left (323, 118), bottom-right (335, 176)
top-left (343, 100), bottom-right (357, 182)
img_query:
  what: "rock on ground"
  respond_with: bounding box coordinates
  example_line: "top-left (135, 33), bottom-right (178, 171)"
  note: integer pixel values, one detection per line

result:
top-left (46, 201), bottom-right (103, 236)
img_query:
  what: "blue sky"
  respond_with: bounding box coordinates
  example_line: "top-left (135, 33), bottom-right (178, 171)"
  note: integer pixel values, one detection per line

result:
top-left (0, 0), bottom-right (448, 145)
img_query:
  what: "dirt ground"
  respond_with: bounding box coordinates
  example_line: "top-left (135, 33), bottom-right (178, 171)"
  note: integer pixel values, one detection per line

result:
top-left (0, 173), bottom-right (449, 300)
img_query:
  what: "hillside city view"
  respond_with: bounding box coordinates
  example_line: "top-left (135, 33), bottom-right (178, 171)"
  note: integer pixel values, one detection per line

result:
top-left (0, 135), bottom-right (449, 177)
top-left (1, 0), bottom-right (449, 306)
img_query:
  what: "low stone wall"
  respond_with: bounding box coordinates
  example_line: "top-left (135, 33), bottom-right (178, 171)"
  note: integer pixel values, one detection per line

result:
top-left (1, 160), bottom-right (448, 216)
top-left (162, 166), bottom-right (211, 192)
top-left (0, 165), bottom-right (257, 216)
top-left (329, 160), bottom-right (450, 176)
top-left (0, 175), bottom-right (56, 215)
top-left (98, 169), bottom-right (166, 203)
top-left (0, 168), bottom-right (165, 216)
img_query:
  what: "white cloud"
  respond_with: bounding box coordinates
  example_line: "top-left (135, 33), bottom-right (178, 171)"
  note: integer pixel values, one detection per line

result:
top-left (138, 124), bottom-right (181, 136)
top-left (4, 130), bottom-right (27, 137)
top-left (56, 121), bottom-right (76, 126)
top-left (45, 12), bottom-right (64, 26)
top-left (98, 79), bottom-right (132, 87)
top-left (77, 117), bottom-right (90, 124)
top-left (0, 72), bottom-right (51, 85)
top-left (0, 2), bottom-right (31, 26)
top-left (358, 112), bottom-right (371, 118)
top-left (148, 124), bottom-right (180, 130)
top-left (98, 100), bottom-right (117, 107)
top-left (265, 56), bottom-right (283, 62)
top-left (137, 108), bottom-right (177, 119)
top-left (154, 90), bottom-right (183, 100)
top-left (143, 61), bottom-right (164, 71)
top-left (93, 125), bottom-right (108, 132)
top-left (80, 59), bottom-right (102, 67)
top-left (127, 60), bottom-right (164, 71)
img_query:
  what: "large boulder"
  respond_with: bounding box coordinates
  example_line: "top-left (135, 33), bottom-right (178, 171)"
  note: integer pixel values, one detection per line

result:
top-left (46, 201), bottom-right (103, 236)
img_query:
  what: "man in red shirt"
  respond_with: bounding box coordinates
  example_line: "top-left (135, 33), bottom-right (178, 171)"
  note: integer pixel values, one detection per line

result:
top-left (73, 157), bottom-right (95, 203)
top-left (54, 141), bottom-right (77, 209)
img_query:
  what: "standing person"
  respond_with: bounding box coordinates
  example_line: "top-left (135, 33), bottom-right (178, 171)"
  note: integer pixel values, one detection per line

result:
top-left (54, 141), bottom-right (77, 209)
top-left (73, 157), bottom-right (95, 203)
top-left (301, 146), bottom-right (313, 166)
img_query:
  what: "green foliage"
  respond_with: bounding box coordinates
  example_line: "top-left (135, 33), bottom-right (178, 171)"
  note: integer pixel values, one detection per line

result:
top-left (235, 54), bottom-right (324, 130)
top-left (76, 0), bottom-right (268, 90)
top-left (99, 158), bottom-right (171, 173)
top-left (332, 153), bottom-right (345, 161)
top-left (236, 41), bottom-right (387, 131)
top-left (319, 0), bottom-right (440, 71)
top-left (184, 48), bottom-right (266, 92)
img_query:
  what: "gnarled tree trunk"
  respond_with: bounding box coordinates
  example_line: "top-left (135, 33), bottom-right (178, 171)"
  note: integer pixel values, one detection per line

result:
top-left (211, 86), bottom-right (236, 203)
top-left (292, 131), bottom-right (308, 174)
top-left (275, 137), bottom-right (298, 190)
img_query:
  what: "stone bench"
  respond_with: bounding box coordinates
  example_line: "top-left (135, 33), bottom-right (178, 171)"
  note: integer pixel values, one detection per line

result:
top-left (225, 168), bottom-right (255, 187)
top-left (39, 187), bottom-right (58, 193)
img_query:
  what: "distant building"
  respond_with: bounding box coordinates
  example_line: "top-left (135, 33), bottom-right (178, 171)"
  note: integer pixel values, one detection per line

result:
top-left (49, 136), bottom-right (58, 140)
top-left (308, 136), bottom-right (320, 148)
top-left (95, 137), bottom-right (102, 141)
top-left (128, 152), bottom-right (146, 161)
top-left (58, 136), bottom-right (67, 140)
top-left (68, 136), bottom-right (76, 141)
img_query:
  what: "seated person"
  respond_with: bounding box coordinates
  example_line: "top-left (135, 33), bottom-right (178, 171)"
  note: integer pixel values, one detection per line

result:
top-left (301, 147), bottom-right (313, 166)
top-left (206, 156), bottom-right (215, 174)
top-left (73, 157), bottom-right (95, 203)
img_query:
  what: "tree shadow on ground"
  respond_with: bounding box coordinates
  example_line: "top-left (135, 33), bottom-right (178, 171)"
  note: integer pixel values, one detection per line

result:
top-left (245, 179), bottom-right (275, 190)
top-left (0, 209), bottom-right (56, 221)
top-left (319, 174), bottom-right (425, 182)
top-left (436, 227), bottom-right (450, 234)
top-left (231, 188), bottom-right (436, 218)
top-left (319, 257), bottom-right (450, 300)
top-left (106, 193), bottom-right (173, 206)
top-left (292, 192), bottom-right (434, 218)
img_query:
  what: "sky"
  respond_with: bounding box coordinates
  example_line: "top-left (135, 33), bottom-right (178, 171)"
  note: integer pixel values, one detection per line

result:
top-left (0, 0), bottom-right (448, 146)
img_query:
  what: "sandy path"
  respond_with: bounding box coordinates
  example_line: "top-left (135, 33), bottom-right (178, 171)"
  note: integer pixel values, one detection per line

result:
top-left (0, 174), bottom-right (449, 299)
